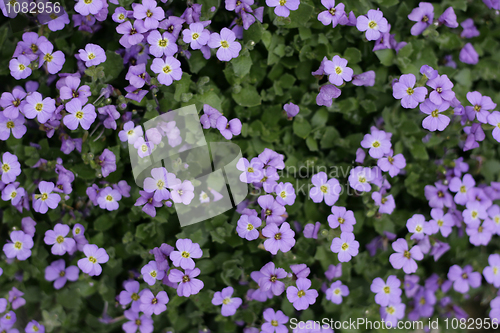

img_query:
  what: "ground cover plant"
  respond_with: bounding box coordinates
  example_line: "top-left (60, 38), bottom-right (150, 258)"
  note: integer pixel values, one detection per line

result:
top-left (1, 0), bottom-right (500, 332)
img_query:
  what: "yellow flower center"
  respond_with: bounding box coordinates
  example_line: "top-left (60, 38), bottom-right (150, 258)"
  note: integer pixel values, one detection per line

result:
top-left (6, 121), bottom-right (15, 129)
top-left (221, 40), bottom-right (229, 48)
top-left (383, 286), bottom-right (391, 294)
top-left (386, 306), bottom-right (395, 315)
top-left (10, 191), bottom-right (16, 198)
top-left (478, 226), bottom-right (483, 233)
top-left (192, 33), bottom-right (200, 40)
top-left (368, 20), bottom-right (377, 29)
top-left (157, 180), bottom-right (165, 188)
top-left (88, 53), bottom-right (95, 60)
top-left (75, 111), bottom-right (84, 119)
top-left (271, 320), bottom-right (279, 327)
top-left (494, 267), bottom-right (498, 275)
top-left (127, 129), bottom-right (134, 135)
top-left (359, 177), bottom-right (366, 183)
top-left (437, 220), bottom-right (443, 227)
top-left (280, 191), bottom-right (286, 198)
top-left (431, 110), bottom-right (439, 118)
top-left (341, 242), bottom-right (349, 250)
top-left (247, 167), bottom-right (254, 173)
top-left (14, 241), bottom-right (22, 249)
top-left (182, 275), bottom-right (190, 282)
top-left (158, 39), bottom-right (167, 47)
top-left (335, 66), bottom-right (342, 75)
top-left (59, 271), bottom-right (65, 277)
top-left (118, 13), bottom-right (125, 20)
top-left (163, 65), bottom-right (172, 74)
top-left (462, 273), bottom-right (468, 279)
top-left (105, 195), bottom-right (113, 201)
top-left (131, 293), bottom-right (140, 301)
top-left (19, 64), bottom-right (26, 71)
top-left (35, 103), bottom-right (43, 111)
top-left (422, 15), bottom-right (429, 22)
top-left (415, 225), bottom-right (422, 232)
top-left (152, 297), bottom-right (158, 304)
top-left (372, 141), bottom-right (380, 148)
top-left (141, 145), bottom-right (148, 152)
top-left (274, 233), bottom-right (282, 240)
top-left (84, 0), bottom-right (92, 4)
top-left (406, 87), bottom-right (414, 95)
top-left (44, 53), bottom-right (53, 62)
top-left (56, 235), bottom-right (64, 244)
top-left (146, 10), bottom-right (153, 17)
top-left (247, 223), bottom-right (254, 231)
top-left (436, 87), bottom-right (442, 93)
top-left (420, 297), bottom-right (426, 305)
top-left (222, 297), bottom-right (231, 305)
top-left (404, 250), bottom-right (411, 259)
top-left (2, 164), bottom-right (10, 172)
top-left (460, 186), bottom-right (467, 193)
top-left (297, 290), bottom-right (306, 297)
top-left (75, 228), bottom-right (81, 234)
top-left (338, 217), bottom-right (345, 224)
top-left (88, 256), bottom-right (97, 263)
top-left (135, 320), bottom-right (141, 326)
top-left (41, 193), bottom-right (48, 201)
top-left (471, 211), bottom-right (478, 219)
top-left (320, 185), bottom-right (328, 193)
top-left (474, 105), bottom-right (481, 112)
top-left (381, 197), bottom-right (387, 204)
top-left (181, 251), bottom-right (190, 258)
top-left (334, 288), bottom-right (341, 295)
top-left (150, 271), bottom-right (157, 278)
top-left (329, 7), bottom-right (336, 15)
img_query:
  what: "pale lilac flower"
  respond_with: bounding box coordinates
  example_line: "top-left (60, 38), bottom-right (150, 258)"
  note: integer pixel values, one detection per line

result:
top-left (25, 320), bottom-right (45, 333)
top-left (439, 7), bottom-right (458, 28)
top-left (328, 206), bottom-right (356, 233)
top-left (75, 0), bottom-right (103, 15)
top-left (330, 232), bottom-right (359, 262)
top-left (407, 214), bottom-right (430, 240)
top-left (258, 262), bottom-right (287, 296)
top-left (141, 260), bottom-right (165, 286)
top-left (348, 166), bottom-right (374, 192)
top-left (122, 310), bottom-right (153, 333)
top-left (283, 102), bottom-right (299, 119)
top-left (377, 150), bottom-right (406, 177)
top-left (140, 289), bottom-right (169, 316)
top-left (9, 55), bottom-right (32, 80)
top-left (44, 223), bottom-right (76, 255)
top-left (1, 182), bottom-right (25, 206)
top-left (459, 43), bottom-right (479, 65)
top-left (151, 56), bottom-right (183, 86)
top-left (63, 98), bottom-right (97, 130)
top-left (22, 92), bottom-right (56, 123)
top-left (309, 172), bottom-right (341, 206)
top-left (380, 303), bottom-right (406, 327)
top-left (45, 259), bottom-right (79, 289)
top-left (236, 214), bottom-right (261, 240)
top-left (447, 265), bottom-right (481, 294)
top-left (143, 167), bottom-right (177, 201)
top-left (361, 131), bottom-right (391, 158)
top-left (97, 187), bottom-right (121, 211)
top-left (38, 42), bottom-right (65, 74)
top-left (33, 181), bottom-right (61, 214)
top-left (169, 180), bottom-right (195, 205)
top-left (77, 244), bottom-right (109, 276)
top-left (393, 74), bottom-right (427, 109)
top-left (389, 238), bottom-right (423, 274)
top-left (169, 239), bottom-right (202, 270)
top-left (483, 254), bottom-right (500, 288)
top-left (323, 55), bottom-right (353, 86)
top-left (147, 30), bottom-right (178, 57)
top-left (182, 23), bottom-right (210, 50)
top-left (274, 182), bottom-right (296, 206)
top-left (212, 287), bottom-right (242, 316)
top-left (326, 280), bottom-right (349, 304)
top-left (372, 192), bottom-right (396, 214)
top-left (261, 308), bottom-right (288, 333)
top-left (134, 137), bottom-right (153, 158)
top-left (286, 278), bottom-right (318, 310)
top-left (408, 2), bottom-right (434, 36)
top-left (266, 0), bottom-right (299, 17)
top-left (168, 268), bottom-right (204, 297)
top-left (428, 208), bottom-right (454, 237)
top-left (262, 222), bottom-right (296, 255)
top-left (488, 111), bottom-right (500, 142)
top-left (216, 116), bottom-right (242, 140)
top-left (465, 91), bottom-right (496, 123)
top-left (132, 0), bottom-right (165, 30)
top-left (59, 76), bottom-right (91, 104)
top-left (461, 18), bottom-right (480, 38)
top-left (318, 0), bottom-right (345, 28)
top-left (7, 287), bottom-right (25, 310)
top-left (427, 74), bottom-right (455, 105)
top-left (0, 88), bottom-right (27, 119)
top-left (208, 28), bottom-right (242, 61)
top-left (356, 9), bottom-right (389, 41)
top-left (118, 280), bottom-right (143, 312)
top-left (370, 275), bottom-right (401, 306)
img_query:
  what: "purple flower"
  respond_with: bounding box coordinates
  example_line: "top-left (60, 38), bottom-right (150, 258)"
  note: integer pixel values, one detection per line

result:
top-left (44, 223), bottom-right (76, 255)
top-left (352, 70), bottom-right (376, 86)
top-left (63, 98), bottom-right (96, 130)
top-left (1, 87), bottom-right (27, 119)
top-left (134, 190), bottom-right (164, 217)
top-left (274, 182), bottom-right (296, 206)
top-left (38, 42), bottom-right (65, 74)
top-left (370, 275), bottom-right (401, 306)
top-left (286, 278), bottom-right (318, 310)
top-left (283, 102), bottom-right (299, 119)
top-left (116, 20), bottom-right (147, 48)
top-left (463, 200), bottom-right (487, 225)
top-left (439, 7), bottom-right (458, 28)
top-left (466, 220), bottom-right (494, 246)
top-left (99, 148), bottom-right (117, 178)
top-left (168, 268), bottom-right (204, 296)
top-left (169, 238), bottom-right (202, 270)
top-left (216, 116), bottom-right (242, 140)
top-left (169, 180), bottom-right (194, 205)
top-left (459, 43), bottom-right (479, 65)
top-left (132, 0), bottom-right (165, 30)
top-left (392, 74), bottom-right (427, 109)
top-left (377, 150), bottom-right (405, 177)
top-left (360, 130), bottom-right (391, 158)
top-left (8, 287), bottom-right (25, 310)
top-left (461, 18), bottom-right (480, 38)
top-left (484, 254), bottom-right (500, 288)
top-left (449, 173), bottom-right (475, 205)
top-left (143, 167), bottom-right (176, 201)
top-left (428, 208), bottom-right (454, 237)
top-left (22, 92), bottom-right (56, 123)
top-left (427, 74), bottom-right (455, 105)
top-left (356, 9), bottom-right (389, 41)
top-left (125, 64), bottom-right (150, 89)
top-left (122, 310), bottom-right (153, 333)
top-left (97, 187), bottom-right (121, 211)
top-left (380, 302), bottom-right (406, 327)
top-left (348, 166), bottom-right (374, 192)
top-left (372, 192), bottom-right (396, 215)
top-left (59, 76), bottom-right (91, 104)
top-left (183, 23), bottom-right (210, 50)
top-left (266, 0), bottom-right (299, 17)
top-left (0, 152), bottom-right (21, 184)
top-left (140, 289), bottom-right (169, 316)
top-left (78, 43), bottom-right (106, 67)
top-left (78, 244), bottom-right (109, 276)
top-left (326, 280), bottom-right (349, 304)
top-left (424, 182), bottom-right (453, 208)
top-left (141, 260), bottom-right (165, 286)
top-left (258, 262), bottom-right (287, 296)
top-left (407, 214), bottom-right (431, 240)
top-left (261, 308), bottom-right (288, 333)
top-left (389, 238), bottom-right (423, 274)
top-left (21, 217), bottom-right (36, 237)
top-left (328, 206), bottom-right (356, 232)
top-left (119, 121), bottom-right (143, 144)
top-left (159, 16), bottom-right (185, 38)
top-left (1, 182), bottom-right (25, 206)
top-left (465, 91), bottom-right (496, 123)
top-left (408, 2), bottom-right (434, 36)
top-left (488, 111), bottom-right (500, 142)
top-left (118, 280), bottom-right (143, 312)
top-left (317, 0), bottom-right (345, 28)
top-left (33, 181), bottom-right (61, 214)
top-left (303, 222), bottom-right (320, 239)
top-left (9, 55), bottom-right (32, 80)
top-left (3, 230), bottom-right (33, 261)
top-left (258, 194), bottom-right (286, 224)
top-left (208, 28), bottom-right (242, 61)
top-left (309, 172), bottom-right (341, 206)
top-left (25, 320), bottom-right (45, 333)
top-left (75, 0), bottom-right (103, 15)
top-left (420, 65), bottom-right (438, 80)
top-left (45, 259), bottom-right (79, 289)
top-left (316, 84), bottom-right (341, 106)
top-left (262, 222), bottom-right (296, 255)
top-left (447, 265), bottom-right (481, 293)
top-left (236, 214), bottom-right (262, 240)
top-left (147, 30), bottom-right (178, 57)
top-left (323, 55), bottom-right (353, 86)
top-left (151, 56), bottom-right (182, 86)
top-left (212, 287), bottom-right (242, 316)
top-left (330, 232), bottom-right (359, 262)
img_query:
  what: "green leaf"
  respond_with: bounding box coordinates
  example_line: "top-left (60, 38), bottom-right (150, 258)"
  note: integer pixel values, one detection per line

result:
top-left (293, 116), bottom-right (312, 139)
top-left (320, 127), bottom-right (340, 149)
top-left (101, 50), bottom-right (124, 83)
top-left (410, 142), bottom-right (429, 160)
top-left (306, 136), bottom-right (318, 151)
top-left (94, 214), bottom-right (114, 232)
top-left (232, 85), bottom-right (262, 107)
top-left (375, 49), bottom-right (395, 66)
top-left (231, 53), bottom-right (252, 77)
top-left (70, 164), bottom-right (96, 180)
top-left (287, 3), bottom-right (314, 28)
top-left (374, 0), bottom-right (399, 6)
top-left (344, 47), bottom-right (362, 64)
top-left (174, 73), bottom-right (192, 102)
